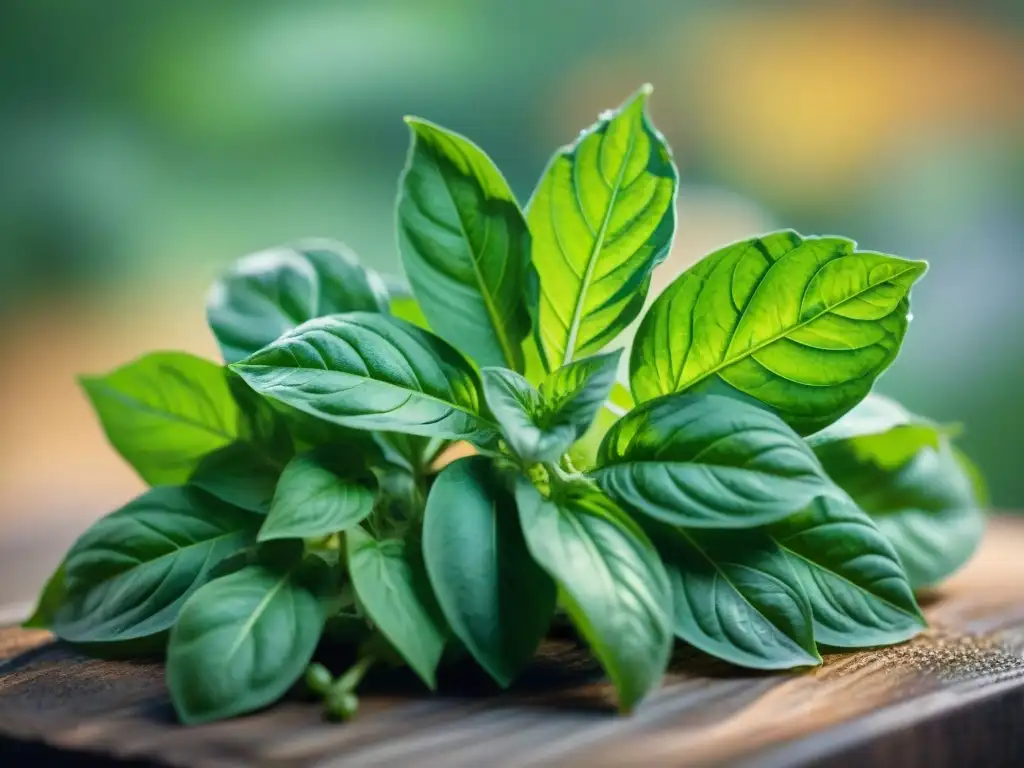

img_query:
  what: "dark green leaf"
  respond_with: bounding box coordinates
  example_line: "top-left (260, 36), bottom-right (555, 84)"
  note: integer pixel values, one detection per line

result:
top-left (807, 393), bottom-right (942, 471)
top-left (528, 84), bottom-right (678, 368)
top-left (259, 450), bottom-right (375, 541)
top-left (767, 497), bottom-right (924, 647)
top-left (189, 441), bottom-right (283, 514)
top-left (592, 393), bottom-right (841, 528)
top-left (423, 457), bottom-right (555, 686)
top-left (567, 381), bottom-right (633, 470)
top-left (80, 352), bottom-right (241, 486)
top-left (646, 521), bottom-right (820, 669)
top-left (346, 526), bottom-right (446, 688)
top-left (514, 480), bottom-right (671, 712)
top-left (398, 118), bottom-right (534, 371)
top-left (822, 440), bottom-right (985, 589)
top-left (51, 487), bottom-right (257, 643)
top-left (630, 231), bottom-right (927, 435)
top-left (167, 561), bottom-right (327, 724)
top-left (206, 240), bottom-right (389, 364)
top-left (231, 312), bottom-right (496, 442)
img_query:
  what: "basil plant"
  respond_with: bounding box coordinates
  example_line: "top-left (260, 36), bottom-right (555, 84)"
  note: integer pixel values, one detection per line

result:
top-left (26, 85), bottom-right (986, 724)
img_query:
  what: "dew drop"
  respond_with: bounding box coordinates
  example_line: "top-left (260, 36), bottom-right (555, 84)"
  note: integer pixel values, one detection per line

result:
top-left (597, 109), bottom-right (614, 121)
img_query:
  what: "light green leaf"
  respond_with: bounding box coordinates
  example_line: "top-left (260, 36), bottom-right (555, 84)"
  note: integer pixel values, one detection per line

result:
top-left (528, 84), bottom-right (678, 368)
top-left (630, 231), bottom-right (928, 435)
top-left (592, 393), bottom-right (841, 528)
top-left (231, 312), bottom-right (496, 442)
top-left (568, 381), bottom-right (634, 470)
top-left (422, 457), bottom-right (555, 686)
top-left (50, 487), bottom-right (257, 643)
top-left (514, 480), bottom-right (671, 712)
top-left (767, 497), bottom-right (924, 647)
top-left (481, 351), bottom-right (621, 463)
top-left (206, 240), bottom-right (389, 364)
top-left (645, 521), bottom-right (820, 669)
top-left (167, 561), bottom-right (327, 724)
top-left (807, 393), bottom-right (942, 471)
top-left (81, 352), bottom-right (242, 487)
top-left (540, 349), bottom-right (622, 436)
top-left (346, 526), bottom-right (446, 688)
top-left (822, 439), bottom-right (985, 590)
top-left (259, 450), bottom-right (375, 541)
top-left (398, 118), bottom-right (534, 370)
top-left (23, 564), bottom-right (66, 630)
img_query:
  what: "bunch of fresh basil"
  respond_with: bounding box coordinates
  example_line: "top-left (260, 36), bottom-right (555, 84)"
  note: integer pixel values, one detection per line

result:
top-left (26, 85), bottom-right (986, 724)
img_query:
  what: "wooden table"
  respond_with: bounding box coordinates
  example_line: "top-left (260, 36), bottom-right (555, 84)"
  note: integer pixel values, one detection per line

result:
top-left (2, 518), bottom-right (1023, 767)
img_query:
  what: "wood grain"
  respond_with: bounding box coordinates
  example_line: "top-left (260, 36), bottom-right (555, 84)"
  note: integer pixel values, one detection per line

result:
top-left (2, 517), bottom-right (1024, 767)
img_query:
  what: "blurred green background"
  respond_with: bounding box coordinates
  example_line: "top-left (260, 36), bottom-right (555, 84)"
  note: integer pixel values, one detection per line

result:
top-left (1, 0), bottom-right (1021, 549)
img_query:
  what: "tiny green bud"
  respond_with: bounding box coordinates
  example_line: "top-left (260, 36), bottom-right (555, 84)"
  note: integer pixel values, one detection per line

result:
top-left (325, 689), bottom-right (359, 720)
top-left (305, 662), bottom-right (334, 694)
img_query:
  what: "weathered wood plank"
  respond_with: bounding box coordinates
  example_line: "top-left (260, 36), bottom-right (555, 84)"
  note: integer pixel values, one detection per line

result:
top-left (2, 517), bottom-right (1024, 767)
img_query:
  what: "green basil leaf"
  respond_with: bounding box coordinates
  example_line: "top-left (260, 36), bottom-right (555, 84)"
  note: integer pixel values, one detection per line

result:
top-left (81, 352), bottom-right (241, 486)
top-left (231, 312), bottom-right (496, 442)
top-left (528, 84), bottom-right (678, 369)
top-left (51, 487), bottom-right (257, 642)
top-left (423, 457), bottom-right (555, 686)
top-left (398, 118), bottom-right (534, 371)
top-left (514, 480), bottom-right (671, 712)
top-left (481, 351), bottom-right (622, 463)
top-left (822, 439), bottom-right (985, 590)
top-left (481, 368), bottom-right (568, 463)
top-left (373, 432), bottom-right (447, 475)
top-left (167, 560), bottom-right (327, 724)
top-left (592, 393), bottom-right (841, 528)
top-left (258, 450), bottom-right (374, 542)
top-left (807, 393), bottom-right (942, 471)
top-left (206, 240), bottom-right (389, 364)
top-left (630, 231), bottom-right (927, 435)
top-left (23, 564), bottom-right (66, 629)
top-left (346, 526), bottom-right (446, 688)
top-left (767, 497), bottom-right (924, 647)
top-left (189, 441), bottom-right (283, 514)
top-left (645, 521), bottom-right (820, 669)
top-left (540, 349), bottom-right (622, 436)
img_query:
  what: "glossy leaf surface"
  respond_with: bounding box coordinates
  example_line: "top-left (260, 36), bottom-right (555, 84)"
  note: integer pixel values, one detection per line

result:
top-left (593, 394), bottom-right (840, 528)
top-left (767, 497), bottom-right (924, 647)
top-left (167, 561), bottom-right (326, 723)
top-left (347, 526), bottom-right (446, 688)
top-left (51, 487), bottom-right (257, 642)
top-left (528, 85), bottom-right (678, 368)
top-left (231, 312), bottom-right (495, 442)
top-left (81, 353), bottom-right (241, 486)
top-left (631, 231), bottom-right (927, 434)
top-left (259, 450), bottom-right (375, 541)
top-left (823, 440), bottom-right (985, 589)
top-left (398, 118), bottom-right (534, 370)
top-left (647, 521), bottom-right (819, 669)
top-left (514, 481), bottom-right (671, 712)
top-left (207, 240), bottom-right (388, 364)
top-left (422, 457), bottom-right (555, 686)
top-left (807, 393), bottom-right (942, 471)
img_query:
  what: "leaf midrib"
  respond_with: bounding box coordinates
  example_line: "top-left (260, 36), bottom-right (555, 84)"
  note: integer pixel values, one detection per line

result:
top-left (88, 381), bottom-right (236, 444)
top-left (680, 529), bottom-right (817, 661)
top-left (239, 364), bottom-right (498, 433)
top-left (424, 140), bottom-right (521, 371)
top-left (774, 539), bottom-right (921, 620)
top-left (226, 570), bottom-right (293, 659)
top-left (561, 123), bottom-right (639, 366)
top-left (678, 262), bottom-right (922, 394)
